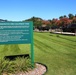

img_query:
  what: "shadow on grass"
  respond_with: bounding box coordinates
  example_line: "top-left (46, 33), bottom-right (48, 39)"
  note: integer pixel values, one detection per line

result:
top-left (34, 39), bottom-right (61, 55)
top-left (50, 33), bottom-right (76, 42)
top-left (58, 36), bottom-right (76, 42)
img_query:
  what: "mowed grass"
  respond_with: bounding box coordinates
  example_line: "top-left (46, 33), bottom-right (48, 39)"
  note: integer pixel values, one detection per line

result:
top-left (34, 32), bottom-right (76, 75)
top-left (0, 44), bottom-right (30, 58)
top-left (0, 32), bottom-right (76, 75)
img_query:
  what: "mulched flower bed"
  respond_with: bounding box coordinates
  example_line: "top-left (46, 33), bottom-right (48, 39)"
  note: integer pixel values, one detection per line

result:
top-left (3, 63), bottom-right (47, 75)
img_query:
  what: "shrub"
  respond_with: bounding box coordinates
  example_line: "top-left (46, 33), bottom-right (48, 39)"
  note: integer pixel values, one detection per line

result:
top-left (0, 57), bottom-right (33, 75)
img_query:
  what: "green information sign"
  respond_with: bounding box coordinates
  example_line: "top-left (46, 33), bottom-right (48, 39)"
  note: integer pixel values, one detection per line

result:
top-left (0, 22), bottom-right (32, 44)
top-left (0, 21), bottom-right (34, 66)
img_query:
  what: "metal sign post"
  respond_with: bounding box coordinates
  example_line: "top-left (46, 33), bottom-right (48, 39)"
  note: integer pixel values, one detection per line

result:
top-left (30, 22), bottom-right (34, 67)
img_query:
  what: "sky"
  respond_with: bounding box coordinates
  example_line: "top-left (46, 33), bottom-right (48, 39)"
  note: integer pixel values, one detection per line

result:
top-left (0, 0), bottom-right (76, 21)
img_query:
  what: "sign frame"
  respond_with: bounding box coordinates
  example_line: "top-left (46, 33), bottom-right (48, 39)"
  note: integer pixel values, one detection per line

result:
top-left (0, 21), bottom-right (34, 66)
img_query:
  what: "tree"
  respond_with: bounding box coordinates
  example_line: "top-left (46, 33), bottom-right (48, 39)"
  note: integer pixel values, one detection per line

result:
top-left (55, 20), bottom-right (61, 26)
top-left (60, 17), bottom-right (71, 27)
top-left (75, 14), bottom-right (76, 17)
top-left (51, 18), bottom-right (59, 29)
top-left (68, 13), bottom-right (74, 19)
top-left (72, 17), bottom-right (76, 23)
top-left (42, 20), bottom-right (51, 25)
top-left (24, 16), bottom-right (42, 27)
top-left (64, 15), bottom-right (67, 18)
top-left (59, 16), bottom-right (64, 19)
top-left (0, 19), bottom-right (8, 22)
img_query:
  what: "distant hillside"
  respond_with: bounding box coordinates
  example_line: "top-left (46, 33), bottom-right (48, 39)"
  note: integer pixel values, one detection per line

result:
top-left (23, 16), bottom-right (51, 27)
top-left (0, 19), bottom-right (8, 22)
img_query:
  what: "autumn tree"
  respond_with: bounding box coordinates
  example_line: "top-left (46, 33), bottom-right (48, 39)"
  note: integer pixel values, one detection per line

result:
top-left (42, 20), bottom-right (51, 26)
top-left (59, 17), bottom-right (71, 27)
top-left (51, 18), bottom-right (59, 29)
top-left (72, 17), bottom-right (76, 23)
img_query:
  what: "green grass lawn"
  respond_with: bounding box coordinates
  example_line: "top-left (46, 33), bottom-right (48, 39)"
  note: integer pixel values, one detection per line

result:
top-left (0, 32), bottom-right (76, 75)
top-left (34, 32), bottom-right (76, 75)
